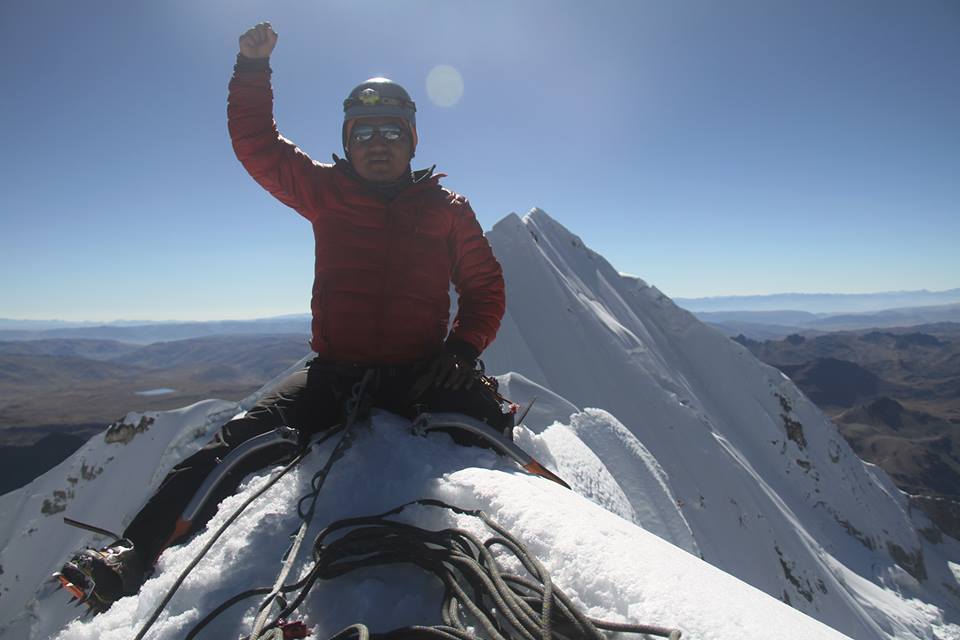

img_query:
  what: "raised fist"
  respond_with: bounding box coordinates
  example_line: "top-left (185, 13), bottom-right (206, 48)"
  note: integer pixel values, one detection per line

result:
top-left (239, 22), bottom-right (277, 59)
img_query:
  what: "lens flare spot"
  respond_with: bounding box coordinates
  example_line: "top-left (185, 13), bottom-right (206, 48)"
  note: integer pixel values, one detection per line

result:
top-left (426, 65), bottom-right (464, 108)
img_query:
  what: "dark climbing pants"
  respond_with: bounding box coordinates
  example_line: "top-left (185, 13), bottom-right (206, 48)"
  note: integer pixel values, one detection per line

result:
top-left (123, 359), bottom-right (513, 565)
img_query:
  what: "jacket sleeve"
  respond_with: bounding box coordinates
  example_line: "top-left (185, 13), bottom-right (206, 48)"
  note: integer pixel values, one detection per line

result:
top-left (446, 197), bottom-right (505, 356)
top-left (227, 56), bottom-right (328, 221)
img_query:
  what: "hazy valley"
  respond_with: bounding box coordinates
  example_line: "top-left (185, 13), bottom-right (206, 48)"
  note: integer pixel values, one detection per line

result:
top-left (2, 306), bottom-right (959, 538)
top-left (0, 333), bottom-right (310, 493)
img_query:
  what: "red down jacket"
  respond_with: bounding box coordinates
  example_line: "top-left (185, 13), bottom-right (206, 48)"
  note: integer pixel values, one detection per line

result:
top-left (228, 67), bottom-right (505, 365)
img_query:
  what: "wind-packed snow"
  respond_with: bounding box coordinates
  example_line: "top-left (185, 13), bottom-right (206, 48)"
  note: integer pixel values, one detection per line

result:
top-left (1, 207), bottom-right (958, 640)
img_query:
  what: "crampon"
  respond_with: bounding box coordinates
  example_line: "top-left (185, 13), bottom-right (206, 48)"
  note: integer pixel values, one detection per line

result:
top-left (53, 539), bottom-right (145, 614)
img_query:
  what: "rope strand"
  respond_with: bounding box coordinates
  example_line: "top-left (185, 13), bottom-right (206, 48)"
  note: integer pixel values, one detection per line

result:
top-left (194, 498), bottom-right (682, 640)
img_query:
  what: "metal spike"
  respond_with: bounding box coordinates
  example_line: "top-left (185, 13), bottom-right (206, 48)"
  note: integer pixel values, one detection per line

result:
top-left (517, 396), bottom-right (538, 425)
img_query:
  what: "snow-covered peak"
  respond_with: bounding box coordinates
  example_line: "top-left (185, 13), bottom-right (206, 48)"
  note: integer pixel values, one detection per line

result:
top-left (1, 208), bottom-right (958, 639)
top-left (482, 208), bottom-right (960, 639)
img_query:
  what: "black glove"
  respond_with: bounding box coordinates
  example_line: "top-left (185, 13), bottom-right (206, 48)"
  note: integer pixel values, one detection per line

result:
top-left (410, 339), bottom-right (479, 399)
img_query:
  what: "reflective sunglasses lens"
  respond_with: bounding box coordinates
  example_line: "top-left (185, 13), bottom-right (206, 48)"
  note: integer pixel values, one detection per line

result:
top-left (351, 125), bottom-right (376, 143)
top-left (350, 123), bottom-right (405, 144)
top-left (379, 124), bottom-right (403, 140)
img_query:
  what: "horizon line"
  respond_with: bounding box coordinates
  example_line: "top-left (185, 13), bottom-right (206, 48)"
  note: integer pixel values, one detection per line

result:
top-left (3, 286), bottom-right (960, 325)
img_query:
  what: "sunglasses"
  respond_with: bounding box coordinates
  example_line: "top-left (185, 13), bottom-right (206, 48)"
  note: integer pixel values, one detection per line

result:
top-left (350, 123), bottom-right (407, 144)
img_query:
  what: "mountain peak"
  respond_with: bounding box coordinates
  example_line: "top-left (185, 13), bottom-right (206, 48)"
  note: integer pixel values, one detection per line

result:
top-left (481, 213), bottom-right (960, 639)
top-left (522, 206), bottom-right (551, 221)
top-left (3, 213), bottom-right (959, 640)
top-left (521, 207), bottom-right (575, 240)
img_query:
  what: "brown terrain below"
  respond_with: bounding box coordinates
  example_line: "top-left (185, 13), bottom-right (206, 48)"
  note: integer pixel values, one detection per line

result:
top-left (0, 334), bottom-right (310, 493)
top-left (3, 325), bottom-right (959, 541)
top-left (735, 323), bottom-right (960, 538)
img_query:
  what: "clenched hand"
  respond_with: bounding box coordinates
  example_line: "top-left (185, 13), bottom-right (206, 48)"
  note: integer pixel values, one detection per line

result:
top-left (239, 22), bottom-right (278, 59)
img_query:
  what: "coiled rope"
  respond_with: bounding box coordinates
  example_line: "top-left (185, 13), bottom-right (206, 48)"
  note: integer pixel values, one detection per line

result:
top-left (187, 499), bottom-right (682, 640)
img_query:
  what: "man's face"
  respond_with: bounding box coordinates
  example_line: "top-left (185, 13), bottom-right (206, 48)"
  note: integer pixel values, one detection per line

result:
top-left (347, 116), bottom-right (414, 183)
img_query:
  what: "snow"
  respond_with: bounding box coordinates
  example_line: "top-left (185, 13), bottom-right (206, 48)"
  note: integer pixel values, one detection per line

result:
top-left (482, 208), bottom-right (960, 638)
top-left (1, 207), bottom-right (959, 640)
top-left (44, 414), bottom-right (847, 640)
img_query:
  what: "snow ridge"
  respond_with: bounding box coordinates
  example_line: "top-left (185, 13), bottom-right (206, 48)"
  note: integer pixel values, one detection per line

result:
top-left (483, 207), bottom-right (960, 639)
top-left (0, 208), bottom-right (958, 639)
top-left (4, 408), bottom-right (850, 640)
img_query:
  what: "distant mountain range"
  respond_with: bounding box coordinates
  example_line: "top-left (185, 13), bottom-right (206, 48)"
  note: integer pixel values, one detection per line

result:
top-left (693, 303), bottom-right (960, 340)
top-left (7, 288), bottom-right (960, 343)
top-left (0, 315), bottom-right (311, 343)
top-left (674, 288), bottom-right (960, 313)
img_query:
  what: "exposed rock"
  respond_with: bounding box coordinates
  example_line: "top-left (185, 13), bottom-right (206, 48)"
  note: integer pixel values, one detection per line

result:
top-left (79, 462), bottom-right (102, 481)
top-left (774, 393), bottom-right (807, 449)
top-left (911, 495), bottom-right (960, 541)
top-left (775, 544), bottom-right (815, 603)
top-left (104, 415), bottom-right (155, 444)
top-left (40, 488), bottom-right (74, 515)
top-left (887, 542), bottom-right (927, 582)
top-left (823, 507), bottom-right (876, 551)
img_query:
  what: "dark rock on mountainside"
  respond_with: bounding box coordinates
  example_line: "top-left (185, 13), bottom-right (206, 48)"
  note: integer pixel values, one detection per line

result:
top-left (740, 324), bottom-right (960, 536)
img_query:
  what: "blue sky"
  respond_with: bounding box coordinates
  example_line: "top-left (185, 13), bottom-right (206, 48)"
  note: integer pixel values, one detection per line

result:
top-left (1, 0), bottom-right (957, 321)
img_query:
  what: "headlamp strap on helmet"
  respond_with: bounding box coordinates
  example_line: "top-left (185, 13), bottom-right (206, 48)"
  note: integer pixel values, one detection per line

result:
top-left (343, 90), bottom-right (417, 113)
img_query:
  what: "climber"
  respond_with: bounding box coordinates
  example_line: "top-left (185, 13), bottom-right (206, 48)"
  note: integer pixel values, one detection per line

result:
top-left (55, 21), bottom-right (509, 612)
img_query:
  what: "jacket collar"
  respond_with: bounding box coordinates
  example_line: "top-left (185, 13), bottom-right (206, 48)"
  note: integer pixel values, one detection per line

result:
top-left (332, 155), bottom-right (440, 201)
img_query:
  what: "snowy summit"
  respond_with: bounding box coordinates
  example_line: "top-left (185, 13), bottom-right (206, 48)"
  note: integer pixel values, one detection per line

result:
top-left (1, 209), bottom-right (958, 640)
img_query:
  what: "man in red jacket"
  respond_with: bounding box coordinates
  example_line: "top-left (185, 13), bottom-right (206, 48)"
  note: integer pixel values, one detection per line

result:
top-left (55, 22), bottom-right (509, 612)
